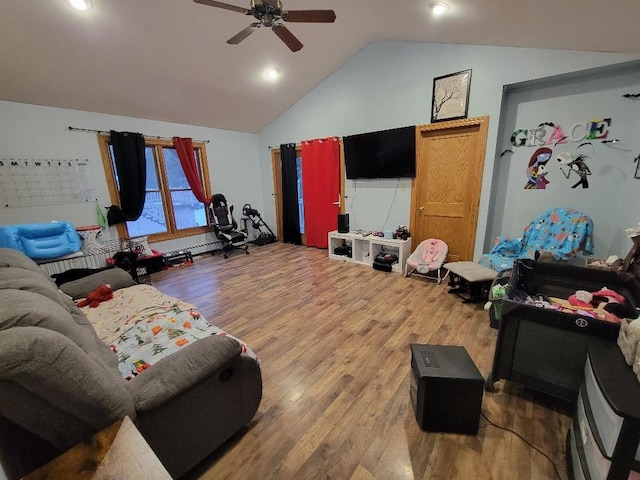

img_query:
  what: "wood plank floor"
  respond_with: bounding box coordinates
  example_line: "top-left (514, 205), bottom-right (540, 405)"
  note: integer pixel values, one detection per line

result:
top-left (151, 242), bottom-right (572, 480)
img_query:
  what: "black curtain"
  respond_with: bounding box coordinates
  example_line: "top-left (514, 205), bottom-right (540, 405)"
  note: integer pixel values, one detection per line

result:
top-left (107, 131), bottom-right (147, 226)
top-left (280, 143), bottom-right (301, 245)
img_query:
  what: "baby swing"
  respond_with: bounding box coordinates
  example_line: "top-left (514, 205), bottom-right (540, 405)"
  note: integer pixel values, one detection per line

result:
top-left (405, 238), bottom-right (449, 284)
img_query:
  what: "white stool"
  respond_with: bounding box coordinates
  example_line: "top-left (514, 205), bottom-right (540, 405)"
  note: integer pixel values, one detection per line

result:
top-left (443, 261), bottom-right (497, 303)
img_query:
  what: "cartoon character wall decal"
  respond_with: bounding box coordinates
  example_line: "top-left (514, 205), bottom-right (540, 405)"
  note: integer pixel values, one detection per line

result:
top-left (556, 151), bottom-right (592, 188)
top-left (524, 147), bottom-right (552, 189)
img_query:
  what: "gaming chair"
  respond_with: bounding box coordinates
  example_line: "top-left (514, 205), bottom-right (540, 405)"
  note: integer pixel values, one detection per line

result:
top-left (208, 194), bottom-right (249, 259)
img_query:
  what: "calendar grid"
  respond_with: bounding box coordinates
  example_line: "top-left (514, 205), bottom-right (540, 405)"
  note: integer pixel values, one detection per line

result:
top-left (0, 158), bottom-right (97, 208)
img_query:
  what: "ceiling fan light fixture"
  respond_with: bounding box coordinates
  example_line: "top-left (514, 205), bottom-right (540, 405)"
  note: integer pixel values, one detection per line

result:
top-left (68, 0), bottom-right (92, 10)
top-left (429, 2), bottom-right (449, 15)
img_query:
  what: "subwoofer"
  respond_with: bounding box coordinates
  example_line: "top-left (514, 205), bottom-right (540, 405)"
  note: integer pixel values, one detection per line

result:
top-left (410, 344), bottom-right (484, 434)
top-left (338, 213), bottom-right (349, 233)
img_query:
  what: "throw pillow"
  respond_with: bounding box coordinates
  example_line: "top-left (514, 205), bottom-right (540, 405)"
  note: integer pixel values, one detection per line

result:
top-left (129, 236), bottom-right (153, 257)
top-left (76, 225), bottom-right (104, 253)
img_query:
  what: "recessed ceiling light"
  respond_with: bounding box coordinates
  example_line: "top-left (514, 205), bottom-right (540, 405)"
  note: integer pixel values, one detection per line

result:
top-left (429, 2), bottom-right (450, 15)
top-left (265, 69), bottom-right (280, 81)
top-left (68, 0), bottom-right (92, 11)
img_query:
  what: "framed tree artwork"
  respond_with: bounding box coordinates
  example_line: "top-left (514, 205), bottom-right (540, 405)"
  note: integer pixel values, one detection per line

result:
top-left (431, 69), bottom-right (472, 123)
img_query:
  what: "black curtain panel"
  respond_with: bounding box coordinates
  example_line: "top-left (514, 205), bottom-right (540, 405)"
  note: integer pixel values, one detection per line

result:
top-left (107, 131), bottom-right (147, 226)
top-left (280, 143), bottom-right (302, 245)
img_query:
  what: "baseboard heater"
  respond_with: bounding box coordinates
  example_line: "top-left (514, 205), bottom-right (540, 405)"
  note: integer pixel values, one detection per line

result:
top-left (181, 240), bottom-right (222, 256)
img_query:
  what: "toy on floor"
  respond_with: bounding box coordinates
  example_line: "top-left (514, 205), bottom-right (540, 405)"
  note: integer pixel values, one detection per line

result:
top-left (76, 284), bottom-right (113, 308)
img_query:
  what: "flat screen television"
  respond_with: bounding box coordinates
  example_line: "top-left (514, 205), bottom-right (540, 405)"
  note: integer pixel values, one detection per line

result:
top-left (344, 126), bottom-right (416, 179)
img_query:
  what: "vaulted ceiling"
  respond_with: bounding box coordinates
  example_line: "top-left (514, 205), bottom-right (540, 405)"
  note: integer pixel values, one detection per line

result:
top-left (1, 0), bottom-right (639, 133)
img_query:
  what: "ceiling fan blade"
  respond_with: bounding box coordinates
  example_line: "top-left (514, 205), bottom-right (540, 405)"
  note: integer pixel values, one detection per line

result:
top-left (227, 23), bottom-right (260, 44)
top-left (272, 23), bottom-right (303, 52)
top-left (193, 0), bottom-right (249, 15)
top-left (283, 9), bottom-right (336, 23)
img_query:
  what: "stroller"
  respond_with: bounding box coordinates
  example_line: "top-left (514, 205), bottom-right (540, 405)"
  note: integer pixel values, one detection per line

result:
top-left (405, 238), bottom-right (449, 284)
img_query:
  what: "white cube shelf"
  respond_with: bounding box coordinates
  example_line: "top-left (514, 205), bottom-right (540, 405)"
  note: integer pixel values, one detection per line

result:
top-left (328, 230), bottom-right (412, 274)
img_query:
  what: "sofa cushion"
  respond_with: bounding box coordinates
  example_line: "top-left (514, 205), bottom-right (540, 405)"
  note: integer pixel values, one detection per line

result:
top-left (0, 327), bottom-right (135, 449)
top-left (66, 300), bottom-right (122, 371)
top-left (59, 268), bottom-right (136, 299)
top-left (0, 267), bottom-right (70, 309)
top-left (0, 247), bottom-right (45, 274)
top-left (0, 290), bottom-right (122, 381)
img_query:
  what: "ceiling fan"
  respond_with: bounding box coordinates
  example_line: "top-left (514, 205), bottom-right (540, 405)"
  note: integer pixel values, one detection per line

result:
top-left (193, 0), bottom-right (336, 52)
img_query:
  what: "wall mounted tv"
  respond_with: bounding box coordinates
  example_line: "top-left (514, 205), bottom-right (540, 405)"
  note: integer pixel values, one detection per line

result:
top-left (344, 126), bottom-right (416, 179)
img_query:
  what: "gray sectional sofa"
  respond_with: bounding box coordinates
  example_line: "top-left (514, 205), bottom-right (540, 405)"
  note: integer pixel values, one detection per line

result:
top-left (0, 248), bottom-right (262, 479)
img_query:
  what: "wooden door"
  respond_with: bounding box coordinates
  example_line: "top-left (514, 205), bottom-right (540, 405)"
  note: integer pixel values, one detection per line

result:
top-left (410, 116), bottom-right (489, 262)
top-left (271, 150), bottom-right (285, 242)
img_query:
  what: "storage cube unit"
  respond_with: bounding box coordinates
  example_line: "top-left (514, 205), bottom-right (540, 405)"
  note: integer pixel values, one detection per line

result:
top-left (487, 260), bottom-right (640, 402)
top-left (329, 234), bottom-right (354, 260)
top-left (327, 231), bottom-right (411, 274)
top-left (568, 339), bottom-right (640, 480)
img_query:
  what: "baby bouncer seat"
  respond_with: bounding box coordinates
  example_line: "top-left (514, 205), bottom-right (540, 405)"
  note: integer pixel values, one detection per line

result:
top-left (405, 238), bottom-right (449, 284)
top-left (209, 194), bottom-right (249, 259)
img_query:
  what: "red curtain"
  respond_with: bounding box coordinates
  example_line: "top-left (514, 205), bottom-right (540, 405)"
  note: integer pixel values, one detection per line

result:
top-left (301, 137), bottom-right (340, 248)
top-left (172, 137), bottom-right (211, 205)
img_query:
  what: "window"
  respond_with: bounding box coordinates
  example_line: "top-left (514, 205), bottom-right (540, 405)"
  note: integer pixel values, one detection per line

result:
top-left (98, 135), bottom-right (212, 242)
top-left (296, 155), bottom-right (305, 234)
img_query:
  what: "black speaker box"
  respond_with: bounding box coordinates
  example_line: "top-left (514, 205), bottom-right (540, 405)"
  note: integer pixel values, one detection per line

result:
top-left (337, 213), bottom-right (349, 233)
top-left (409, 344), bottom-right (484, 434)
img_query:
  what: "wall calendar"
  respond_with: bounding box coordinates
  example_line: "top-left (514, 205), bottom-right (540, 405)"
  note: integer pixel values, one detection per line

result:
top-left (0, 158), bottom-right (97, 208)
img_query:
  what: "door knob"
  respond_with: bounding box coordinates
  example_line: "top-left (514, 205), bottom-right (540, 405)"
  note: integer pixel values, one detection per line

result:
top-left (419, 206), bottom-right (425, 212)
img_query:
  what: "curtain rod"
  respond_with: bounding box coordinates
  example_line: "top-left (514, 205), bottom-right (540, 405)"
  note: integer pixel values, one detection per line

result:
top-left (268, 137), bottom-right (343, 149)
top-left (68, 126), bottom-right (210, 144)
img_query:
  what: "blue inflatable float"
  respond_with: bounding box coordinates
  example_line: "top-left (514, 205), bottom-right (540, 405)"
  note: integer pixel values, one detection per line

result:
top-left (0, 222), bottom-right (82, 260)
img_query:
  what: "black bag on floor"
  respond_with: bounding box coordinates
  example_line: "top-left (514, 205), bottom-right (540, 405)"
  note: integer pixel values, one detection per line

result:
top-left (373, 253), bottom-right (398, 272)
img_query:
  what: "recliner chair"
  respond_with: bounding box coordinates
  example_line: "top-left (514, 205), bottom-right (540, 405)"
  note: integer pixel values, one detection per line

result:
top-left (208, 194), bottom-right (249, 259)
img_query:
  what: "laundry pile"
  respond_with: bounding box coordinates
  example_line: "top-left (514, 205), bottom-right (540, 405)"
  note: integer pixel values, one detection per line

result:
top-left (509, 286), bottom-right (637, 324)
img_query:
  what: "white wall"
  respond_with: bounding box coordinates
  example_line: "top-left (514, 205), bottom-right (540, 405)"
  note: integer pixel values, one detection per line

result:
top-left (486, 64), bottom-right (640, 260)
top-left (256, 41), bottom-right (639, 258)
top-left (2, 42), bottom-right (638, 259)
top-left (0, 101), bottom-right (261, 253)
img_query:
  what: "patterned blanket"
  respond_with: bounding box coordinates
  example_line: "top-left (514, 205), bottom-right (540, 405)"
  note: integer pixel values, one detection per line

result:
top-left (81, 284), bottom-right (257, 380)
